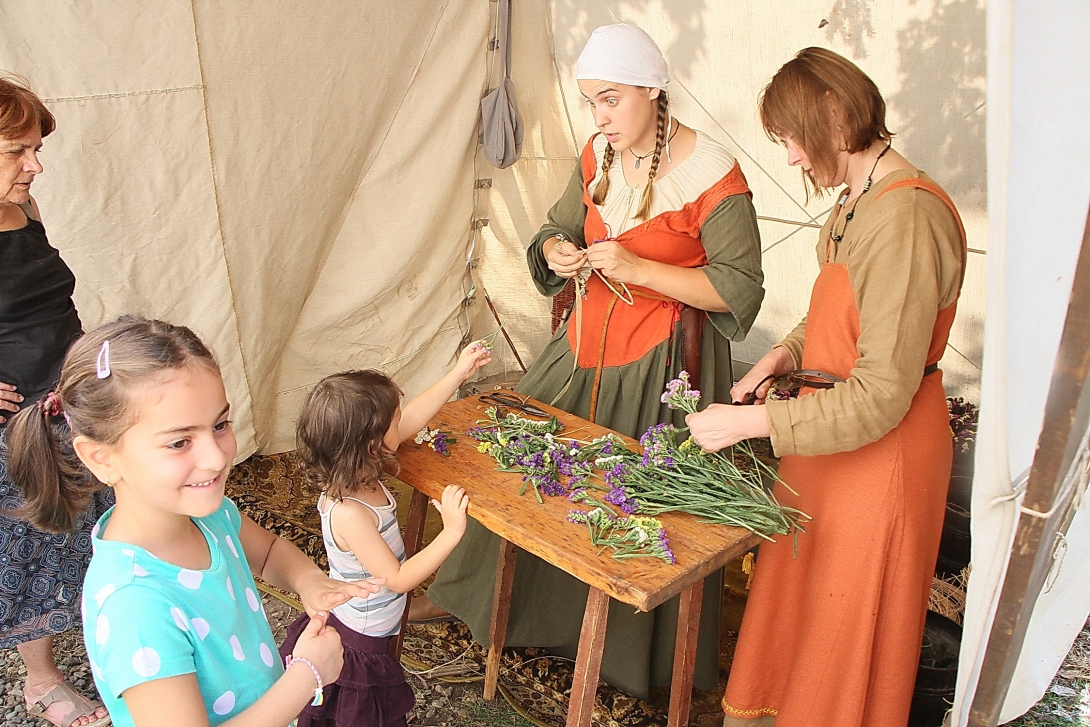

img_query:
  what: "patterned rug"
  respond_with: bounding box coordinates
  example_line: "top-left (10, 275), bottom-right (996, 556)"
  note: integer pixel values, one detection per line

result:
top-left (225, 452), bottom-right (739, 727)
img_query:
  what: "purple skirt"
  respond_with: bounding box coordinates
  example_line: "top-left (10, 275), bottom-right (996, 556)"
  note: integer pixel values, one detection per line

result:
top-left (279, 611), bottom-right (415, 727)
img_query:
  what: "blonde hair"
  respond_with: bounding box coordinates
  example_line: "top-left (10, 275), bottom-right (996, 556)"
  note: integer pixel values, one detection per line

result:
top-left (759, 47), bottom-right (892, 197)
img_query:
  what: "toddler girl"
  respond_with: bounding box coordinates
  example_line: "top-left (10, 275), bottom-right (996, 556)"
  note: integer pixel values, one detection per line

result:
top-left (279, 341), bottom-right (490, 727)
top-left (6, 317), bottom-right (385, 727)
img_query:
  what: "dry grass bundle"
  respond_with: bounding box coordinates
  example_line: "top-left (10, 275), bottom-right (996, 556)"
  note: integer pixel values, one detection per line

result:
top-left (928, 565), bottom-right (971, 625)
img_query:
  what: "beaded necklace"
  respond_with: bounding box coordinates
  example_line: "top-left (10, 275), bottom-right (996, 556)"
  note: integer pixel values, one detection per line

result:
top-left (830, 142), bottom-right (892, 246)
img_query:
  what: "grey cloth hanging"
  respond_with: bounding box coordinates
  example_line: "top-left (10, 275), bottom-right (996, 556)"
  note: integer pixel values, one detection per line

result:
top-left (481, 0), bottom-right (523, 169)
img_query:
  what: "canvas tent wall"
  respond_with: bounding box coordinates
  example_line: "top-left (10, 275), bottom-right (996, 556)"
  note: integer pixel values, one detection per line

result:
top-left (5, 0), bottom-right (1087, 723)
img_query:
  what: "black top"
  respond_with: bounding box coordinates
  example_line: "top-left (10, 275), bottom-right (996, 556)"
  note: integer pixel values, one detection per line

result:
top-left (0, 216), bottom-right (82, 412)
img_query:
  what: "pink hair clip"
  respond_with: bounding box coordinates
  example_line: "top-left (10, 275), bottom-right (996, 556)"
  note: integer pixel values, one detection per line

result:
top-left (96, 340), bottom-right (112, 379)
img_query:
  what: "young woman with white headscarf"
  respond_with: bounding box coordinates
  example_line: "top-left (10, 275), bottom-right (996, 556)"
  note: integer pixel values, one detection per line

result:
top-left (421, 24), bottom-right (765, 699)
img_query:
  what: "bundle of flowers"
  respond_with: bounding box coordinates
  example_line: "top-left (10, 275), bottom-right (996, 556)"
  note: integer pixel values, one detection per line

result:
top-left (947, 397), bottom-right (978, 454)
top-left (567, 508), bottom-right (676, 564)
top-left (414, 426), bottom-right (456, 456)
top-left (466, 375), bottom-right (808, 564)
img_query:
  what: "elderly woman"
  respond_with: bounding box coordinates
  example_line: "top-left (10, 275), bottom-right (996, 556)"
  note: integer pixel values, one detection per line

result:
top-left (686, 49), bottom-right (966, 727)
top-left (0, 74), bottom-right (111, 727)
top-left (422, 24), bottom-right (764, 700)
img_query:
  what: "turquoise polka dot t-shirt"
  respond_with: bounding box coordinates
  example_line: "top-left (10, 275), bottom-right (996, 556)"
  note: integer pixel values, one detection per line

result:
top-left (81, 498), bottom-right (283, 727)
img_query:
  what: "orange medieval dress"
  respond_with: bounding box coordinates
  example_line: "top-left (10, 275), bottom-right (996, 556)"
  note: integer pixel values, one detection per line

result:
top-left (723, 177), bottom-right (966, 727)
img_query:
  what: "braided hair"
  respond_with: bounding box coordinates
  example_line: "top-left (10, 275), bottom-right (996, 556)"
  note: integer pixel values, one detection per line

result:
top-left (589, 91), bottom-right (670, 223)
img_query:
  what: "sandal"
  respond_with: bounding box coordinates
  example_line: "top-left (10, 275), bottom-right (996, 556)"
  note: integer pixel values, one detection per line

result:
top-left (25, 680), bottom-right (111, 727)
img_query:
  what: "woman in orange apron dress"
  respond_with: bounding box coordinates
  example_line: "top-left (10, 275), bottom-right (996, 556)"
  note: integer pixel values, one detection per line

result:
top-left (687, 48), bottom-right (967, 727)
top-left (424, 24), bottom-right (765, 700)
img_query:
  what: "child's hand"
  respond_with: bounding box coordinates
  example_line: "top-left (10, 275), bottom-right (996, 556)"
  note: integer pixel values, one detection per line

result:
top-left (454, 341), bottom-right (492, 382)
top-left (290, 611), bottom-right (344, 685)
top-left (297, 573), bottom-right (388, 615)
top-left (431, 485), bottom-right (469, 538)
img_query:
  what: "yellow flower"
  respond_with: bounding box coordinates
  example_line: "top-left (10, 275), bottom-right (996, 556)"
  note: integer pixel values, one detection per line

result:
top-left (477, 442), bottom-right (491, 453)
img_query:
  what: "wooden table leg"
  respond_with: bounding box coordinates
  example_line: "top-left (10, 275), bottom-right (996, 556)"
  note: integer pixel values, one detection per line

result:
top-left (394, 488), bottom-right (430, 660)
top-left (667, 579), bottom-right (705, 727)
top-left (484, 538), bottom-right (518, 700)
top-left (566, 588), bottom-right (610, 727)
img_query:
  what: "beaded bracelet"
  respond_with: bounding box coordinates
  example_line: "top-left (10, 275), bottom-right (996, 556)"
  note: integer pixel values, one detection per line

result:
top-left (285, 655), bottom-right (325, 706)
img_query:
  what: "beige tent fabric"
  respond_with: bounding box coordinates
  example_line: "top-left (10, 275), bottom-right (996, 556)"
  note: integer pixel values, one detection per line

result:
top-left (477, 0), bottom-right (986, 402)
top-left (2, 0), bottom-right (984, 457)
top-left (2, 0), bottom-right (490, 454)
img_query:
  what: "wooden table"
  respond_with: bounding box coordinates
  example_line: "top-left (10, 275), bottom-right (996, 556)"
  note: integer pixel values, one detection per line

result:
top-left (396, 394), bottom-right (762, 727)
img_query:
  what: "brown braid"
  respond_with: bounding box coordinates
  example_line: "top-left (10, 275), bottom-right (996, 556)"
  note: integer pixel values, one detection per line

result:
top-left (635, 92), bottom-right (669, 221)
top-left (591, 143), bottom-right (616, 206)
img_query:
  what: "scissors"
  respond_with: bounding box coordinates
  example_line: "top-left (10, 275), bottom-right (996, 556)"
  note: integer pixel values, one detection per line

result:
top-left (731, 374), bottom-right (777, 406)
top-left (478, 392), bottom-right (549, 418)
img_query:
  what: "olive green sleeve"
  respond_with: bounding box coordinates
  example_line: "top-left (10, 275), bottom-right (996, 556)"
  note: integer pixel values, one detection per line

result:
top-left (525, 163), bottom-right (589, 297)
top-left (698, 194), bottom-right (765, 341)
top-left (767, 188), bottom-right (962, 456)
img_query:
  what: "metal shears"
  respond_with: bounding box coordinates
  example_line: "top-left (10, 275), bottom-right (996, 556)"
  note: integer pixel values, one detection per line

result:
top-left (478, 392), bottom-right (549, 418)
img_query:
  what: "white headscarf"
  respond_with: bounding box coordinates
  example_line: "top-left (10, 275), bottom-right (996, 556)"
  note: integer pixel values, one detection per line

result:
top-left (576, 23), bottom-right (669, 91)
top-left (576, 24), bottom-right (673, 160)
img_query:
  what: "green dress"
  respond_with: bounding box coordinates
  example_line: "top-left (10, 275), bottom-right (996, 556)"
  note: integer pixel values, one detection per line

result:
top-left (429, 135), bottom-right (764, 699)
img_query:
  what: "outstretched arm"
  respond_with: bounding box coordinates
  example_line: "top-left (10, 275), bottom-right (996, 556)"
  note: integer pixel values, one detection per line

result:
top-left (397, 343), bottom-right (491, 440)
top-left (238, 514), bottom-right (384, 616)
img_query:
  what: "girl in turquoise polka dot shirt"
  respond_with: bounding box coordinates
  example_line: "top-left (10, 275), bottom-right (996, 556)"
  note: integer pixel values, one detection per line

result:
top-left (6, 316), bottom-right (386, 727)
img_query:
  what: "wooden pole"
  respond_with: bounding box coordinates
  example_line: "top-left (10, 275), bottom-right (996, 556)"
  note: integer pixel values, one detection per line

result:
top-left (968, 206), bottom-right (1090, 725)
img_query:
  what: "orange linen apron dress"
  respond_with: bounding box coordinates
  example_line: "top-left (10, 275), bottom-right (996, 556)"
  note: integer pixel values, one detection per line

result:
top-left (722, 179), bottom-right (965, 727)
top-left (570, 136), bottom-right (751, 420)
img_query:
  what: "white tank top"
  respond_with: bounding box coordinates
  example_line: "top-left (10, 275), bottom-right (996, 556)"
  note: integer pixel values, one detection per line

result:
top-left (320, 484), bottom-right (407, 637)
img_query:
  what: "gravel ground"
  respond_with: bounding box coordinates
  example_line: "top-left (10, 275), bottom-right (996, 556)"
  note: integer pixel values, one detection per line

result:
top-left (1, 593), bottom-right (1083, 726)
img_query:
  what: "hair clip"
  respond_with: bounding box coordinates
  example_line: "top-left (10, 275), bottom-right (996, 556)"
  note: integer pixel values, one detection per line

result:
top-left (96, 340), bottom-right (112, 379)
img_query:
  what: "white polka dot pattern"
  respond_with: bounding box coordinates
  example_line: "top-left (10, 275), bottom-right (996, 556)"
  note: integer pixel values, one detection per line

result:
top-left (225, 535), bottom-right (239, 559)
top-left (132, 647), bottom-right (161, 677)
top-left (212, 691), bottom-right (235, 715)
top-left (94, 583), bottom-right (115, 606)
top-left (226, 577), bottom-right (235, 601)
top-left (230, 635), bottom-right (245, 661)
top-left (259, 643), bottom-right (275, 667)
top-left (132, 564), bottom-right (148, 577)
top-left (191, 618), bottom-right (211, 640)
top-left (95, 615), bottom-right (110, 645)
top-left (178, 569), bottom-right (203, 589)
top-left (245, 588), bottom-right (260, 612)
top-left (170, 607), bottom-right (189, 631)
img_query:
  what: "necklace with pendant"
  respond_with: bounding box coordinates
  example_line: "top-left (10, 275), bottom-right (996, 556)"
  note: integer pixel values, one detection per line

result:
top-left (629, 121), bottom-right (681, 170)
top-left (831, 142), bottom-right (892, 245)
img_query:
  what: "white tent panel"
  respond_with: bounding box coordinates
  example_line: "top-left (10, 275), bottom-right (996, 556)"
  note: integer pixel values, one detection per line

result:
top-left (953, 0), bottom-right (1090, 722)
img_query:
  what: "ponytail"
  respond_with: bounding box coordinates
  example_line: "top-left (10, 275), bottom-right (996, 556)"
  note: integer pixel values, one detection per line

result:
top-left (4, 316), bottom-right (219, 534)
top-left (5, 397), bottom-right (94, 533)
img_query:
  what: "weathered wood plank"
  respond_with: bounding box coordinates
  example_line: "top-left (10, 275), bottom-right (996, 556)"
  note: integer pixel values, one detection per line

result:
top-left (398, 393), bottom-right (764, 611)
top-left (484, 539), bottom-right (518, 701)
top-left (667, 581), bottom-right (705, 727)
top-left (394, 489), bottom-right (429, 660)
top-left (567, 588), bottom-right (611, 727)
